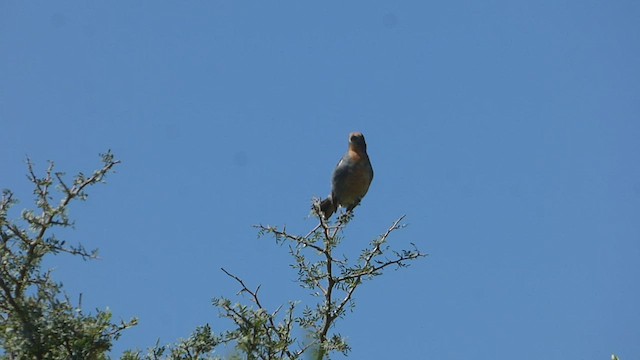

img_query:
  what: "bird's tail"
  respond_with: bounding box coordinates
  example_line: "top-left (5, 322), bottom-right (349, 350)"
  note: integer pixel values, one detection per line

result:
top-left (319, 197), bottom-right (337, 219)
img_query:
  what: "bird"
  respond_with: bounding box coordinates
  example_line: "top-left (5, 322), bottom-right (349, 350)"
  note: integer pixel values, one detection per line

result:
top-left (319, 132), bottom-right (374, 219)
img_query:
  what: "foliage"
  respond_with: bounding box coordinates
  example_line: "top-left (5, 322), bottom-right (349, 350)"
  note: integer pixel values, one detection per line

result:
top-left (121, 325), bottom-right (218, 360)
top-left (131, 207), bottom-right (426, 360)
top-left (254, 210), bottom-right (424, 359)
top-left (0, 152), bottom-right (426, 360)
top-left (0, 152), bottom-right (136, 359)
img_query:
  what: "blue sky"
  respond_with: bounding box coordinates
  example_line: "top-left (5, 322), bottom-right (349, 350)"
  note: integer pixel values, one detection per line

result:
top-left (1, 1), bottom-right (639, 359)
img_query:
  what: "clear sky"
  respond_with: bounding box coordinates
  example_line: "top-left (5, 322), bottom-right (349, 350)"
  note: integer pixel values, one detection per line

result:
top-left (1, 1), bottom-right (639, 359)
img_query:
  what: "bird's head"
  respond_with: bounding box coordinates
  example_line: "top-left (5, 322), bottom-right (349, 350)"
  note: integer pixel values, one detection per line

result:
top-left (348, 132), bottom-right (367, 153)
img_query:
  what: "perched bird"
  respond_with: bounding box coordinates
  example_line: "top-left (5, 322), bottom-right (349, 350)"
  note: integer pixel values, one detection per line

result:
top-left (320, 132), bottom-right (374, 219)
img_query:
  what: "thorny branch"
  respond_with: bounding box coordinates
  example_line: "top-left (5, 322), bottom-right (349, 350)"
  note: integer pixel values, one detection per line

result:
top-left (0, 151), bottom-right (125, 346)
top-left (6, 152), bottom-right (120, 300)
top-left (220, 267), bottom-right (297, 359)
top-left (245, 201), bottom-right (426, 358)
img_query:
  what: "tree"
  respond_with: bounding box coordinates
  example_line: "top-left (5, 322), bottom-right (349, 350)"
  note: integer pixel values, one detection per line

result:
top-left (1, 152), bottom-right (426, 360)
top-left (0, 151), bottom-right (136, 360)
top-left (127, 207), bottom-right (425, 360)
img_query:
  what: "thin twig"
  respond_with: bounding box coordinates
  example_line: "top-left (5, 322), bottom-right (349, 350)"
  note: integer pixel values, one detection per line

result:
top-left (303, 223), bottom-right (321, 239)
top-left (220, 267), bottom-right (295, 359)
